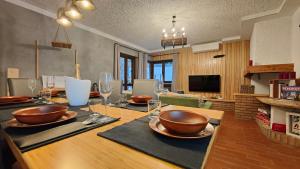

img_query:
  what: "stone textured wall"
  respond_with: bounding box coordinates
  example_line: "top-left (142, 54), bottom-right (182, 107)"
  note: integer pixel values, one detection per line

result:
top-left (234, 94), bottom-right (268, 120)
top-left (0, 1), bottom-right (114, 96)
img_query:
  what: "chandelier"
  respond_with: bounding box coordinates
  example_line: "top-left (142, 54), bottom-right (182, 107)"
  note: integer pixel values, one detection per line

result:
top-left (161, 16), bottom-right (187, 49)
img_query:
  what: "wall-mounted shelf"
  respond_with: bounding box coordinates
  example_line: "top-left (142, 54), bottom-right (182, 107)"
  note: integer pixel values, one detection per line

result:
top-left (244, 63), bottom-right (294, 77)
top-left (256, 97), bottom-right (300, 109)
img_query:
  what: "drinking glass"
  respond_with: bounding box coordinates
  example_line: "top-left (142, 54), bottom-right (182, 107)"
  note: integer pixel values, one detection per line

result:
top-left (148, 100), bottom-right (161, 120)
top-left (99, 72), bottom-right (113, 114)
top-left (118, 93), bottom-right (128, 108)
top-left (27, 79), bottom-right (37, 97)
top-left (88, 98), bottom-right (103, 115)
top-left (46, 76), bottom-right (55, 103)
top-left (154, 74), bottom-right (164, 100)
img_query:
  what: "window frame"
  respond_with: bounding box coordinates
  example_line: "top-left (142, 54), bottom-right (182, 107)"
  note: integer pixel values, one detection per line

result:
top-left (148, 59), bottom-right (173, 89)
top-left (120, 53), bottom-right (136, 90)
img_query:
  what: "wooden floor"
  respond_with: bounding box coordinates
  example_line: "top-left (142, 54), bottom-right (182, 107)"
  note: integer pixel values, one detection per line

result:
top-left (205, 112), bottom-right (300, 169)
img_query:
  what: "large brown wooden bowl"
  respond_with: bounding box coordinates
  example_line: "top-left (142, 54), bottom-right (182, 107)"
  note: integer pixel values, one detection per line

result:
top-left (12, 105), bottom-right (68, 125)
top-left (159, 110), bottom-right (209, 135)
top-left (0, 96), bottom-right (30, 103)
top-left (131, 95), bottom-right (152, 103)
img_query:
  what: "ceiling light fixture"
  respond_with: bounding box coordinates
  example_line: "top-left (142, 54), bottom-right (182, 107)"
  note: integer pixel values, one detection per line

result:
top-left (161, 15), bottom-right (187, 49)
top-left (74, 0), bottom-right (96, 10)
top-left (56, 8), bottom-right (72, 27)
top-left (65, 1), bottom-right (82, 20)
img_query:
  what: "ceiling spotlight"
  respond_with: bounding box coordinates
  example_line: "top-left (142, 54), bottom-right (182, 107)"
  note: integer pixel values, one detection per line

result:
top-left (162, 29), bottom-right (166, 33)
top-left (74, 0), bottom-right (96, 10)
top-left (171, 27), bottom-right (175, 32)
top-left (65, 1), bottom-right (82, 20)
top-left (181, 27), bottom-right (185, 31)
top-left (173, 33), bottom-right (176, 37)
top-left (56, 8), bottom-right (72, 27)
top-left (164, 33), bottom-right (168, 38)
top-left (182, 32), bottom-right (186, 36)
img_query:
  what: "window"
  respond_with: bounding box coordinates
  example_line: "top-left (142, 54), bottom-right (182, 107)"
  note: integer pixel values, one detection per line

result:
top-left (149, 60), bottom-right (173, 90)
top-left (120, 53), bottom-right (136, 90)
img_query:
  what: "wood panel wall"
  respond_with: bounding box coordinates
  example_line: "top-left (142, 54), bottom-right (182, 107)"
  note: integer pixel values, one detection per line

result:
top-left (151, 40), bottom-right (250, 100)
top-left (175, 40), bottom-right (250, 100)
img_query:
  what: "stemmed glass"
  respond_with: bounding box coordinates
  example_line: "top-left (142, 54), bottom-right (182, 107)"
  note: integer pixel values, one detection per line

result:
top-left (154, 74), bottom-right (164, 100)
top-left (46, 76), bottom-right (55, 103)
top-left (27, 79), bottom-right (37, 97)
top-left (99, 72), bottom-right (113, 115)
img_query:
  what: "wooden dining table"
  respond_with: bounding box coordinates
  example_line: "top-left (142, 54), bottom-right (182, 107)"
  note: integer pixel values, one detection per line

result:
top-left (2, 98), bottom-right (224, 169)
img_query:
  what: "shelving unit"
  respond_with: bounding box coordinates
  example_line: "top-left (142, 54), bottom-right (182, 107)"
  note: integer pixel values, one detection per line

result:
top-left (244, 63), bottom-right (294, 77)
top-left (256, 97), bottom-right (300, 146)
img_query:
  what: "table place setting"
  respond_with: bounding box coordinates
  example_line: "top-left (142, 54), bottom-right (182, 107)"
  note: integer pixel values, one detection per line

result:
top-left (98, 109), bottom-right (220, 169)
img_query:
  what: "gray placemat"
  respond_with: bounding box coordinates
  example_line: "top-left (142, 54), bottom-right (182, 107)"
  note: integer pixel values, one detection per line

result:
top-left (2, 109), bottom-right (119, 152)
top-left (98, 116), bottom-right (218, 169)
top-left (112, 103), bottom-right (168, 112)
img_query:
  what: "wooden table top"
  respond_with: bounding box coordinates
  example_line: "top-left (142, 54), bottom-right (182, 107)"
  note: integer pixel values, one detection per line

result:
top-left (3, 99), bottom-right (224, 169)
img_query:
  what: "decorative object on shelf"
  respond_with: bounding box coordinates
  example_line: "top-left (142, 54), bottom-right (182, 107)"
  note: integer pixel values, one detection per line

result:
top-left (161, 16), bottom-right (187, 49)
top-left (286, 112), bottom-right (300, 139)
top-left (51, 25), bottom-right (72, 49)
top-left (240, 85), bottom-right (255, 94)
top-left (56, 0), bottom-right (95, 27)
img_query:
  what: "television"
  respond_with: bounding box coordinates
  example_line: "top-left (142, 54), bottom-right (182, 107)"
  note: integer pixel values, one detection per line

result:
top-left (189, 75), bottom-right (221, 92)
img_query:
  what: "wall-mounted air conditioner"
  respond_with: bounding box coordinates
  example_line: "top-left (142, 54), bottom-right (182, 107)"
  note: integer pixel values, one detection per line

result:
top-left (191, 42), bottom-right (220, 53)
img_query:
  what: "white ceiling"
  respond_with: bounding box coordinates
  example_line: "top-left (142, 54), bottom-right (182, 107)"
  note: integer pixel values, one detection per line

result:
top-left (9, 0), bottom-right (294, 51)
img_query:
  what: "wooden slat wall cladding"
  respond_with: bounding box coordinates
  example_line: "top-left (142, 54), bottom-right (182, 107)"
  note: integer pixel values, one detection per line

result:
top-left (151, 54), bottom-right (174, 61)
top-left (175, 40), bottom-right (250, 100)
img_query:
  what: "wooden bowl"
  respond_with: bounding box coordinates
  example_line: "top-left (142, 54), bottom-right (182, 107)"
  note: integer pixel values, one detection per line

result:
top-left (12, 105), bottom-right (68, 125)
top-left (159, 110), bottom-right (209, 135)
top-left (131, 95), bottom-right (152, 103)
top-left (0, 96), bottom-right (30, 103)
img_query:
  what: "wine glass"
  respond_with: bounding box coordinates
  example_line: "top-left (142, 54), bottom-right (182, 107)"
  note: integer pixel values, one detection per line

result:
top-left (154, 74), bottom-right (164, 100)
top-left (99, 72), bottom-right (113, 114)
top-left (46, 76), bottom-right (55, 103)
top-left (27, 79), bottom-right (37, 97)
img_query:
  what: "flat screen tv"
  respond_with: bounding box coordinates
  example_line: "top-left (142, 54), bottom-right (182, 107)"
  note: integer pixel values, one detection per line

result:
top-left (189, 75), bottom-right (220, 92)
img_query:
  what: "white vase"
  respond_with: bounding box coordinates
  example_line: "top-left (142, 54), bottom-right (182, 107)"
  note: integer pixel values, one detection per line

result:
top-left (65, 77), bottom-right (91, 106)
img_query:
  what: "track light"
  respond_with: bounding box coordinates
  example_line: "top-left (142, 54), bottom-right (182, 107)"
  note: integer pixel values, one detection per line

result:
top-left (65, 1), bottom-right (82, 20)
top-left (74, 0), bottom-right (96, 10)
top-left (56, 8), bottom-right (72, 27)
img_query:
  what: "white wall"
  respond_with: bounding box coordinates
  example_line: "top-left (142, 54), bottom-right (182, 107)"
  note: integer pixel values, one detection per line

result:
top-left (250, 16), bottom-right (292, 65)
top-left (250, 13), bottom-right (300, 94)
top-left (291, 7), bottom-right (300, 77)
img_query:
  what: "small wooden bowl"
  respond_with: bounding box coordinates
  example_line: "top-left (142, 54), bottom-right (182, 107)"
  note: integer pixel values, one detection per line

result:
top-left (12, 105), bottom-right (68, 125)
top-left (159, 110), bottom-right (209, 135)
top-left (0, 96), bottom-right (30, 103)
top-left (131, 95), bottom-right (152, 103)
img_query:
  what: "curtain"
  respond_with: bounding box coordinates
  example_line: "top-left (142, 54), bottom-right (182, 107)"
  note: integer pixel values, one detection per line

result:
top-left (113, 44), bottom-right (120, 80)
top-left (143, 54), bottom-right (149, 79)
top-left (138, 52), bottom-right (144, 79)
top-left (172, 53), bottom-right (179, 92)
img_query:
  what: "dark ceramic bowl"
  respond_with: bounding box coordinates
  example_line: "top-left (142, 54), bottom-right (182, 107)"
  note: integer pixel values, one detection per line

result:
top-left (131, 95), bottom-right (152, 103)
top-left (12, 105), bottom-right (68, 125)
top-left (159, 110), bottom-right (209, 135)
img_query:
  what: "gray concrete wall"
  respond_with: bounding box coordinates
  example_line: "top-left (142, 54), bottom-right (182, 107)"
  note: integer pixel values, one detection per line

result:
top-left (0, 1), bottom-right (114, 96)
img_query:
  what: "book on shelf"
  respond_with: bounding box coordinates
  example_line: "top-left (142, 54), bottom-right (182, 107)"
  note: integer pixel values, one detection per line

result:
top-left (272, 123), bottom-right (286, 133)
top-left (281, 86), bottom-right (300, 101)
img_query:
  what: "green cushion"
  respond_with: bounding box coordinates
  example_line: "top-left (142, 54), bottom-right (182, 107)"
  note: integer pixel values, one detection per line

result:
top-left (159, 95), bottom-right (199, 108)
top-left (200, 101), bottom-right (212, 109)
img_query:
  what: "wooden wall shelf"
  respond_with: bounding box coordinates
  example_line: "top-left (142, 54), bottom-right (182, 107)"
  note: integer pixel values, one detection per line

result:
top-left (256, 97), bottom-right (300, 109)
top-left (244, 63), bottom-right (294, 77)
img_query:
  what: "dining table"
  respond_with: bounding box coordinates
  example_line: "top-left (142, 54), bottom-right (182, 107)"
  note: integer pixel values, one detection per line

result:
top-left (1, 98), bottom-right (224, 169)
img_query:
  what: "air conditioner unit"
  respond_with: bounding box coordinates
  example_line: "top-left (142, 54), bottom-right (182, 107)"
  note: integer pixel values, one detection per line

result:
top-left (191, 42), bottom-right (220, 53)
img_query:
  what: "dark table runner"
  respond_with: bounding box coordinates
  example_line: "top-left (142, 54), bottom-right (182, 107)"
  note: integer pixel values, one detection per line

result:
top-left (113, 103), bottom-right (168, 112)
top-left (98, 116), bottom-right (219, 169)
top-left (1, 106), bottom-right (119, 152)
